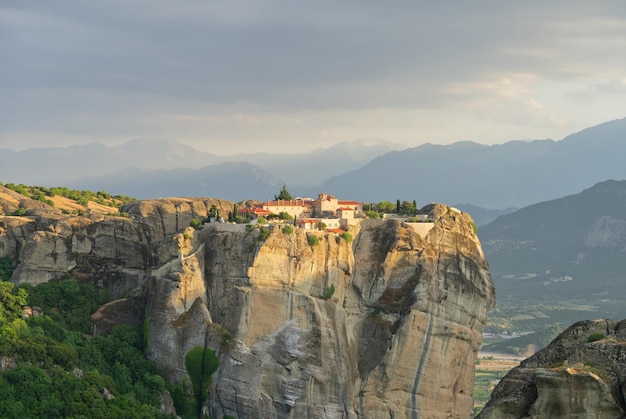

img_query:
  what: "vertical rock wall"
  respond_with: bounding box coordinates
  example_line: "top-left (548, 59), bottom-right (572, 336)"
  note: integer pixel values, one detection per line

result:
top-left (145, 204), bottom-right (495, 418)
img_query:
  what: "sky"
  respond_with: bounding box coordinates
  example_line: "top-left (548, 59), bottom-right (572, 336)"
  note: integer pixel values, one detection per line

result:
top-left (1, 1), bottom-right (626, 155)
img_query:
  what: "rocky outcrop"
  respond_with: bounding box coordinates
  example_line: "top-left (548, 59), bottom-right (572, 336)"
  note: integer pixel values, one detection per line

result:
top-left (0, 190), bottom-right (494, 418)
top-left (477, 319), bottom-right (626, 418)
top-left (144, 204), bottom-right (494, 418)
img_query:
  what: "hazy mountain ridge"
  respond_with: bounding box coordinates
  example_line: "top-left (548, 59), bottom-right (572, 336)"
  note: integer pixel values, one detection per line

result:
top-left (1, 117), bottom-right (625, 209)
top-left (320, 118), bottom-right (626, 208)
top-left (0, 138), bottom-right (402, 194)
top-left (69, 161), bottom-right (285, 201)
top-left (480, 179), bottom-right (626, 303)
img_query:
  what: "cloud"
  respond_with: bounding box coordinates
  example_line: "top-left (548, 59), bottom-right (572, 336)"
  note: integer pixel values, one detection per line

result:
top-left (1, 1), bottom-right (626, 152)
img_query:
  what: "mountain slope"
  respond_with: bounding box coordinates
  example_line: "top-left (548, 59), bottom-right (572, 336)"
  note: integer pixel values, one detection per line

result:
top-left (0, 140), bottom-right (222, 185)
top-left (234, 138), bottom-right (404, 187)
top-left (320, 118), bottom-right (626, 208)
top-left (480, 179), bottom-right (626, 302)
top-left (69, 161), bottom-right (284, 201)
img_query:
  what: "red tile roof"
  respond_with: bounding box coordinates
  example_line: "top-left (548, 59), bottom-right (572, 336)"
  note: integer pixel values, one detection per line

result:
top-left (338, 200), bottom-right (362, 206)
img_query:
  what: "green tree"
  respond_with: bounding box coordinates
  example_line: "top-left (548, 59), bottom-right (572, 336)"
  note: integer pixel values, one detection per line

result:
top-left (184, 347), bottom-right (219, 417)
top-left (0, 256), bottom-right (14, 281)
top-left (317, 222), bottom-right (327, 231)
top-left (0, 281), bottom-right (28, 324)
top-left (274, 185), bottom-right (293, 201)
top-left (376, 201), bottom-right (395, 213)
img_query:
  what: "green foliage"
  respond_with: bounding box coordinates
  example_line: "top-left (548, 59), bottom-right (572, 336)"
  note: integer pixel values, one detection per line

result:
top-left (274, 185), bottom-right (293, 201)
top-left (339, 233), bottom-right (352, 243)
top-left (257, 216), bottom-right (267, 225)
top-left (259, 228), bottom-right (270, 241)
top-left (319, 284), bottom-right (335, 300)
top-left (27, 278), bottom-right (103, 334)
top-left (317, 222), bottom-right (327, 231)
top-left (282, 225), bottom-right (294, 235)
top-left (0, 280), bottom-right (28, 325)
top-left (184, 346), bottom-right (219, 417)
top-left (365, 210), bottom-right (380, 219)
top-left (400, 200), bottom-right (416, 215)
top-left (245, 224), bottom-right (255, 232)
top-left (4, 183), bottom-right (134, 209)
top-left (278, 211), bottom-right (293, 220)
top-left (307, 234), bottom-right (320, 247)
top-left (189, 218), bottom-right (201, 229)
top-left (11, 207), bottom-right (26, 216)
top-left (0, 279), bottom-right (170, 418)
top-left (470, 221), bottom-right (478, 234)
top-left (587, 332), bottom-right (605, 343)
top-left (376, 201), bottom-right (395, 213)
top-left (0, 256), bottom-right (14, 281)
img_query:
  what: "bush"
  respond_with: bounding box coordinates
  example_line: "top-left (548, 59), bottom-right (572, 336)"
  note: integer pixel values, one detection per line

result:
top-left (189, 218), bottom-right (201, 229)
top-left (307, 235), bottom-right (319, 246)
top-left (319, 284), bottom-right (335, 300)
top-left (282, 225), bottom-right (293, 235)
top-left (259, 228), bottom-right (270, 241)
top-left (587, 333), bottom-right (605, 343)
top-left (339, 233), bottom-right (352, 243)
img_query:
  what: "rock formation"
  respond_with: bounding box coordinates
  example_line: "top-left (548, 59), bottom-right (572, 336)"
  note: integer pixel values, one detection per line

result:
top-left (0, 187), bottom-right (494, 418)
top-left (477, 319), bottom-right (626, 418)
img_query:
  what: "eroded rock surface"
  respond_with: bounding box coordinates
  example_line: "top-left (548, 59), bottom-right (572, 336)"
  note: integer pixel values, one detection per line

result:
top-left (0, 190), bottom-right (494, 418)
top-left (477, 319), bottom-right (626, 419)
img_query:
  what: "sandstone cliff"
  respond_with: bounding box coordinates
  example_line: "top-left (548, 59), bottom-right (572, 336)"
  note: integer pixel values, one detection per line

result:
top-left (0, 189), bottom-right (494, 418)
top-left (477, 319), bottom-right (626, 418)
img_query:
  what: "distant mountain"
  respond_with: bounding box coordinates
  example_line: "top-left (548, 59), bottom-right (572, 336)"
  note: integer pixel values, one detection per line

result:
top-left (479, 179), bottom-right (626, 304)
top-left (69, 161), bottom-right (284, 201)
top-left (229, 138), bottom-right (404, 187)
top-left (452, 204), bottom-right (517, 227)
top-left (0, 140), bottom-right (222, 186)
top-left (0, 138), bottom-right (401, 194)
top-left (320, 117), bottom-right (626, 209)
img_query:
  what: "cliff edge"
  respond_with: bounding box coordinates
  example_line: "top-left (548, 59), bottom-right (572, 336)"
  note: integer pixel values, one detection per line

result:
top-left (0, 189), bottom-right (494, 418)
top-left (477, 319), bottom-right (626, 418)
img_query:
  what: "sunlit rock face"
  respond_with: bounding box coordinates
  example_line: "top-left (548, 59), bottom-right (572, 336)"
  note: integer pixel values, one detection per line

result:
top-left (145, 204), bottom-right (494, 419)
top-left (0, 194), bottom-right (494, 418)
top-left (477, 319), bottom-right (626, 419)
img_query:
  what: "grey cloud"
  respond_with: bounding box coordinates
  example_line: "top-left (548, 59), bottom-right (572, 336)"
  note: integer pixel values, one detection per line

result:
top-left (1, 1), bottom-right (626, 151)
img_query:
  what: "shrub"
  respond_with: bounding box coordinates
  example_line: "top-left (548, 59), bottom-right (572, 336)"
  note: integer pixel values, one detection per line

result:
top-left (317, 222), bottom-right (327, 231)
top-left (259, 228), bottom-right (270, 241)
top-left (470, 221), bottom-right (478, 234)
top-left (245, 224), bottom-right (255, 232)
top-left (282, 225), bottom-right (293, 235)
top-left (189, 218), bottom-right (201, 229)
top-left (319, 284), bottom-right (335, 300)
top-left (339, 233), bottom-right (352, 243)
top-left (184, 347), bottom-right (219, 417)
top-left (307, 235), bottom-right (319, 246)
top-left (587, 333), bottom-right (605, 343)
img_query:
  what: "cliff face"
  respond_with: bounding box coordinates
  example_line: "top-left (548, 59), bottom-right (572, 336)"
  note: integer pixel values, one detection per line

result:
top-left (0, 192), bottom-right (494, 418)
top-left (144, 204), bottom-right (494, 418)
top-left (477, 319), bottom-right (626, 419)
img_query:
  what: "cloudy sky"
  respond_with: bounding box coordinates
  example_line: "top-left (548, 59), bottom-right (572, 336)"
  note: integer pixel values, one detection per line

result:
top-left (1, 1), bottom-right (625, 155)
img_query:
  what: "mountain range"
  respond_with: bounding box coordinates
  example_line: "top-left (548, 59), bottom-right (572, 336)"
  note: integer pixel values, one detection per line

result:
top-left (480, 179), bottom-right (626, 304)
top-left (0, 117), bottom-right (625, 209)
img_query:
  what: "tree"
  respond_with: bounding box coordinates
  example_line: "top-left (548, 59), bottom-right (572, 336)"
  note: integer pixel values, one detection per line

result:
top-left (396, 199), bottom-right (401, 214)
top-left (317, 222), bottom-right (327, 231)
top-left (401, 200), bottom-right (416, 215)
top-left (0, 281), bottom-right (28, 324)
top-left (184, 347), bottom-right (219, 417)
top-left (274, 185), bottom-right (292, 201)
top-left (376, 201), bottom-right (395, 213)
